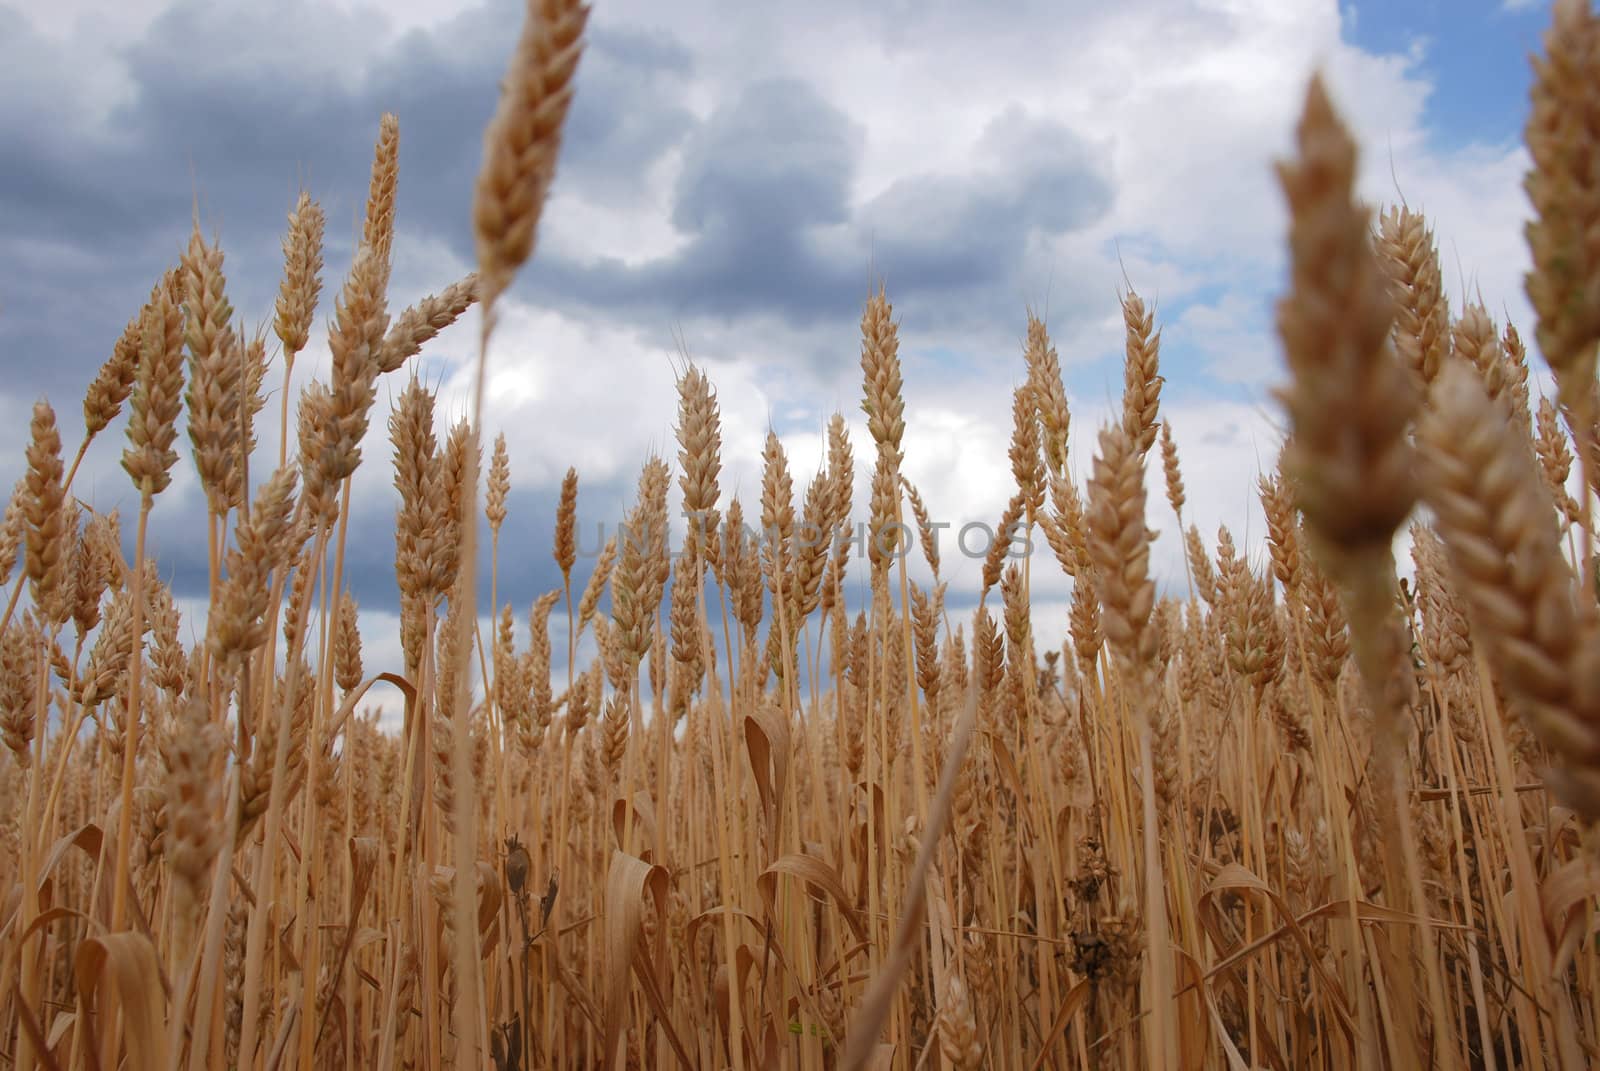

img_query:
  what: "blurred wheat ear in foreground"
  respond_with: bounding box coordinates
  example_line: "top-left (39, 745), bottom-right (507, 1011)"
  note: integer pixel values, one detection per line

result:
top-left (5, 0), bottom-right (1600, 1069)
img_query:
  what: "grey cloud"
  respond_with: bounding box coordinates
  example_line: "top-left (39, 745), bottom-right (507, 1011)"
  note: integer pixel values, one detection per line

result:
top-left (2, 0), bottom-right (1118, 622)
top-left (516, 83), bottom-right (1114, 349)
top-left (856, 110), bottom-right (1112, 300)
top-left (2, 0), bottom-right (1116, 399)
top-left (0, 0), bottom-right (696, 401)
top-left (511, 77), bottom-right (869, 328)
top-left (672, 79), bottom-right (858, 233)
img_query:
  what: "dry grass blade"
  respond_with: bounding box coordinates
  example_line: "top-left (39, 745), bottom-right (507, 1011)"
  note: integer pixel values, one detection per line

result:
top-left (75, 932), bottom-right (170, 1068)
top-left (839, 687), bottom-right (977, 1070)
top-left (743, 699), bottom-right (791, 841)
top-left (756, 853), bottom-right (868, 943)
top-left (602, 851), bottom-right (675, 1069)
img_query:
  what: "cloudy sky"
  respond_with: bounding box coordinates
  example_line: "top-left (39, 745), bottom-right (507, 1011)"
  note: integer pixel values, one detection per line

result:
top-left (0, 0), bottom-right (1555, 715)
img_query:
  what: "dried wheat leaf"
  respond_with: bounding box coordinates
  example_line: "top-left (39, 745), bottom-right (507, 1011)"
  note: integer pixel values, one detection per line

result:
top-left (758, 852), bottom-right (868, 942)
top-left (743, 702), bottom-right (790, 839)
top-left (74, 932), bottom-right (169, 1068)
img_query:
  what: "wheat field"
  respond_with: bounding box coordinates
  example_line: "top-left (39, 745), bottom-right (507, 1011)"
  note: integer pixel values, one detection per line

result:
top-left (3, 0), bottom-right (1600, 1068)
